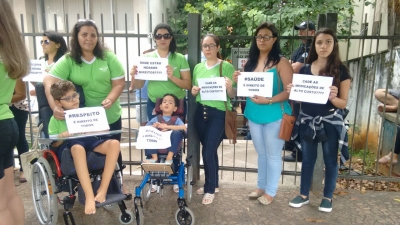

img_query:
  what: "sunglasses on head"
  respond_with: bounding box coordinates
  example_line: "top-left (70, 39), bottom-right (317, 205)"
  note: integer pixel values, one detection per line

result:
top-left (40, 40), bottom-right (51, 45)
top-left (154, 34), bottom-right (172, 40)
top-left (77, 19), bottom-right (95, 23)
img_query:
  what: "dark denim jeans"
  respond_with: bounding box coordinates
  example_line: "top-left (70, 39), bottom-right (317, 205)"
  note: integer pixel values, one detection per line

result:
top-left (299, 121), bottom-right (339, 199)
top-left (195, 104), bottom-right (225, 194)
top-left (10, 106), bottom-right (29, 172)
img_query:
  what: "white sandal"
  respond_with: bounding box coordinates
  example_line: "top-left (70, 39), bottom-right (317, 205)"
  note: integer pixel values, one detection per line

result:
top-left (173, 184), bottom-right (179, 193)
top-left (202, 193), bottom-right (215, 205)
top-left (196, 187), bottom-right (219, 195)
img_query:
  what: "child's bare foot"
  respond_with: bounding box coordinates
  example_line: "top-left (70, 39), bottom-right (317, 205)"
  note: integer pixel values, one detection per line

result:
top-left (95, 188), bottom-right (107, 203)
top-left (85, 197), bottom-right (96, 214)
top-left (378, 104), bottom-right (398, 112)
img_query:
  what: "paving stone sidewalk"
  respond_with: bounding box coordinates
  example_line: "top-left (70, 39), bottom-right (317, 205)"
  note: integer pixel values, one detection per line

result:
top-left (16, 172), bottom-right (400, 225)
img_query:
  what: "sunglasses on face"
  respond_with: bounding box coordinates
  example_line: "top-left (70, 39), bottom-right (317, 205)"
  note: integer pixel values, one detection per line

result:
top-left (154, 34), bottom-right (172, 40)
top-left (40, 40), bottom-right (51, 45)
top-left (60, 93), bottom-right (80, 102)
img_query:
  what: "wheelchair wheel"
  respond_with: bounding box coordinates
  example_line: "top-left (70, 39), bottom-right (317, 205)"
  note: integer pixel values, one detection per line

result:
top-left (134, 199), bottom-right (144, 225)
top-left (141, 182), bottom-right (151, 202)
top-left (31, 157), bottom-right (58, 225)
top-left (119, 210), bottom-right (133, 224)
top-left (186, 165), bottom-right (193, 204)
top-left (175, 207), bottom-right (195, 225)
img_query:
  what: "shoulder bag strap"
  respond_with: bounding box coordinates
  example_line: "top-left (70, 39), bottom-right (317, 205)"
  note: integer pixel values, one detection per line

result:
top-left (219, 61), bottom-right (229, 112)
top-left (277, 70), bottom-right (293, 115)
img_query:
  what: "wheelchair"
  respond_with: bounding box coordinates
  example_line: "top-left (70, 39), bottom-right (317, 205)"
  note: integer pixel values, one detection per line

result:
top-left (30, 83), bottom-right (133, 225)
top-left (133, 98), bottom-right (195, 225)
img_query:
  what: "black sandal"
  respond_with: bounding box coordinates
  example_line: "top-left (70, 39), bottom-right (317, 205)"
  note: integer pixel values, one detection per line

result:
top-left (124, 193), bottom-right (132, 200)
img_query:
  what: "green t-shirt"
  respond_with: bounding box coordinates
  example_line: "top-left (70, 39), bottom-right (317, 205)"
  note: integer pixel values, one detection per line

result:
top-left (48, 115), bottom-right (68, 138)
top-left (145, 51), bottom-right (190, 102)
top-left (0, 62), bottom-right (17, 120)
top-left (49, 51), bottom-right (125, 124)
top-left (193, 61), bottom-right (236, 111)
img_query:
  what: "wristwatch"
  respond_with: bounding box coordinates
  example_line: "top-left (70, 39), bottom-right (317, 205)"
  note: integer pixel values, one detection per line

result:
top-left (268, 98), bottom-right (273, 105)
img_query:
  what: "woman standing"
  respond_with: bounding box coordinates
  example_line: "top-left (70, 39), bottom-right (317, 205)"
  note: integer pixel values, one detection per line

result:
top-left (233, 22), bottom-right (293, 205)
top-left (288, 28), bottom-right (351, 212)
top-left (12, 31), bottom-right (67, 182)
top-left (0, 0), bottom-right (30, 223)
top-left (130, 23), bottom-right (191, 121)
top-left (191, 34), bottom-right (236, 205)
top-left (43, 19), bottom-right (130, 196)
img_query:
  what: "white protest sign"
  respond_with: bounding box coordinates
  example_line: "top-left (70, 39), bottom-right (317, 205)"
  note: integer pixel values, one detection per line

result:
top-left (134, 57), bottom-right (168, 81)
top-left (23, 60), bottom-right (45, 82)
top-left (65, 107), bottom-right (110, 134)
top-left (197, 77), bottom-right (226, 101)
top-left (136, 126), bottom-right (172, 149)
top-left (237, 72), bottom-right (273, 97)
top-left (289, 74), bottom-right (333, 104)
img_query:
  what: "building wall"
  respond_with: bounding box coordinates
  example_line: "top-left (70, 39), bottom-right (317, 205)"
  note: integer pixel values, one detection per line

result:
top-left (11, 0), bottom-right (178, 78)
top-left (339, 0), bottom-right (390, 61)
top-left (346, 46), bottom-right (400, 151)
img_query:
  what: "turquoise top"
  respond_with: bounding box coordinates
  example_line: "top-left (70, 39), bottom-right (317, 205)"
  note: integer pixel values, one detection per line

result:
top-left (244, 67), bottom-right (292, 124)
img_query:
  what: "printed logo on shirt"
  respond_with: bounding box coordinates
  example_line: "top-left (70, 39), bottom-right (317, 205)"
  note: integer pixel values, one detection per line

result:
top-left (172, 66), bottom-right (177, 71)
top-left (99, 66), bottom-right (109, 72)
top-left (301, 52), bottom-right (308, 58)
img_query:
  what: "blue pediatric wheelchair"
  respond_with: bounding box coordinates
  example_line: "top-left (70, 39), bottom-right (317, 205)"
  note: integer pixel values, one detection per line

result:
top-left (30, 83), bottom-right (133, 225)
top-left (133, 98), bottom-right (195, 225)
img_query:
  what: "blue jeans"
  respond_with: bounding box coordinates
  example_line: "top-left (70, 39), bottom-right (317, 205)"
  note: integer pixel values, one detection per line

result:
top-left (248, 119), bottom-right (284, 197)
top-left (145, 130), bottom-right (183, 156)
top-left (195, 104), bottom-right (225, 194)
top-left (299, 122), bottom-right (339, 199)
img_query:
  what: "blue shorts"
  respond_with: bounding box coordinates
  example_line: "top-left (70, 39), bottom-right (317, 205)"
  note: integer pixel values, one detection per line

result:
top-left (0, 119), bottom-right (19, 179)
top-left (389, 89), bottom-right (400, 100)
top-left (55, 137), bottom-right (107, 161)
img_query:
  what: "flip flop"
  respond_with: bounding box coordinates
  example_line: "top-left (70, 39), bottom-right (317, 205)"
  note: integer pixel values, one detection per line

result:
top-left (202, 193), bottom-right (215, 205)
top-left (378, 155), bottom-right (398, 164)
top-left (173, 184), bottom-right (179, 193)
top-left (196, 187), bottom-right (219, 195)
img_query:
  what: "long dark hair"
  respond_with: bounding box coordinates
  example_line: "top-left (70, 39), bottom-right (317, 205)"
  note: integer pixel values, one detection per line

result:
top-left (307, 28), bottom-right (350, 87)
top-left (201, 33), bottom-right (222, 59)
top-left (69, 20), bottom-right (105, 65)
top-left (43, 31), bottom-right (68, 62)
top-left (153, 23), bottom-right (176, 56)
top-left (244, 22), bottom-right (282, 72)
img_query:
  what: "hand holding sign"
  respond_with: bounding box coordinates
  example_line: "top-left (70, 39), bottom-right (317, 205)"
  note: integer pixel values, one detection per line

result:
top-left (289, 74), bottom-right (333, 104)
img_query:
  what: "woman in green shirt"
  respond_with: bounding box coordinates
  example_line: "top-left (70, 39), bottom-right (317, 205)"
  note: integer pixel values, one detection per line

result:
top-left (191, 34), bottom-right (236, 205)
top-left (0, 0), bottom-right (30, 223)
top-left (130, 23), bottom-right (191, 120)
top-left (43, 19), bottom-right (130, 196)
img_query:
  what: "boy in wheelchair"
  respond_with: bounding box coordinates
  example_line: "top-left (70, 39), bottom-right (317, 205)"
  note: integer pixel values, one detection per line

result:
top-left (143, 93), bottom-right (186, 165)
top-left (48, 80), bottom-right (120, 214)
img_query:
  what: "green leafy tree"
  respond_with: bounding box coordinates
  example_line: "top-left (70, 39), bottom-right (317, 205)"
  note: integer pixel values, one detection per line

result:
top-left (167, 0), bottom-right (356, 59)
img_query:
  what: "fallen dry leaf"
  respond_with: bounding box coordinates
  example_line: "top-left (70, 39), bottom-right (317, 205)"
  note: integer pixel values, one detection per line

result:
top-left (393, 199), bottom-right (400, 202)
top-left (305, 218), bottom-right (326, 223)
